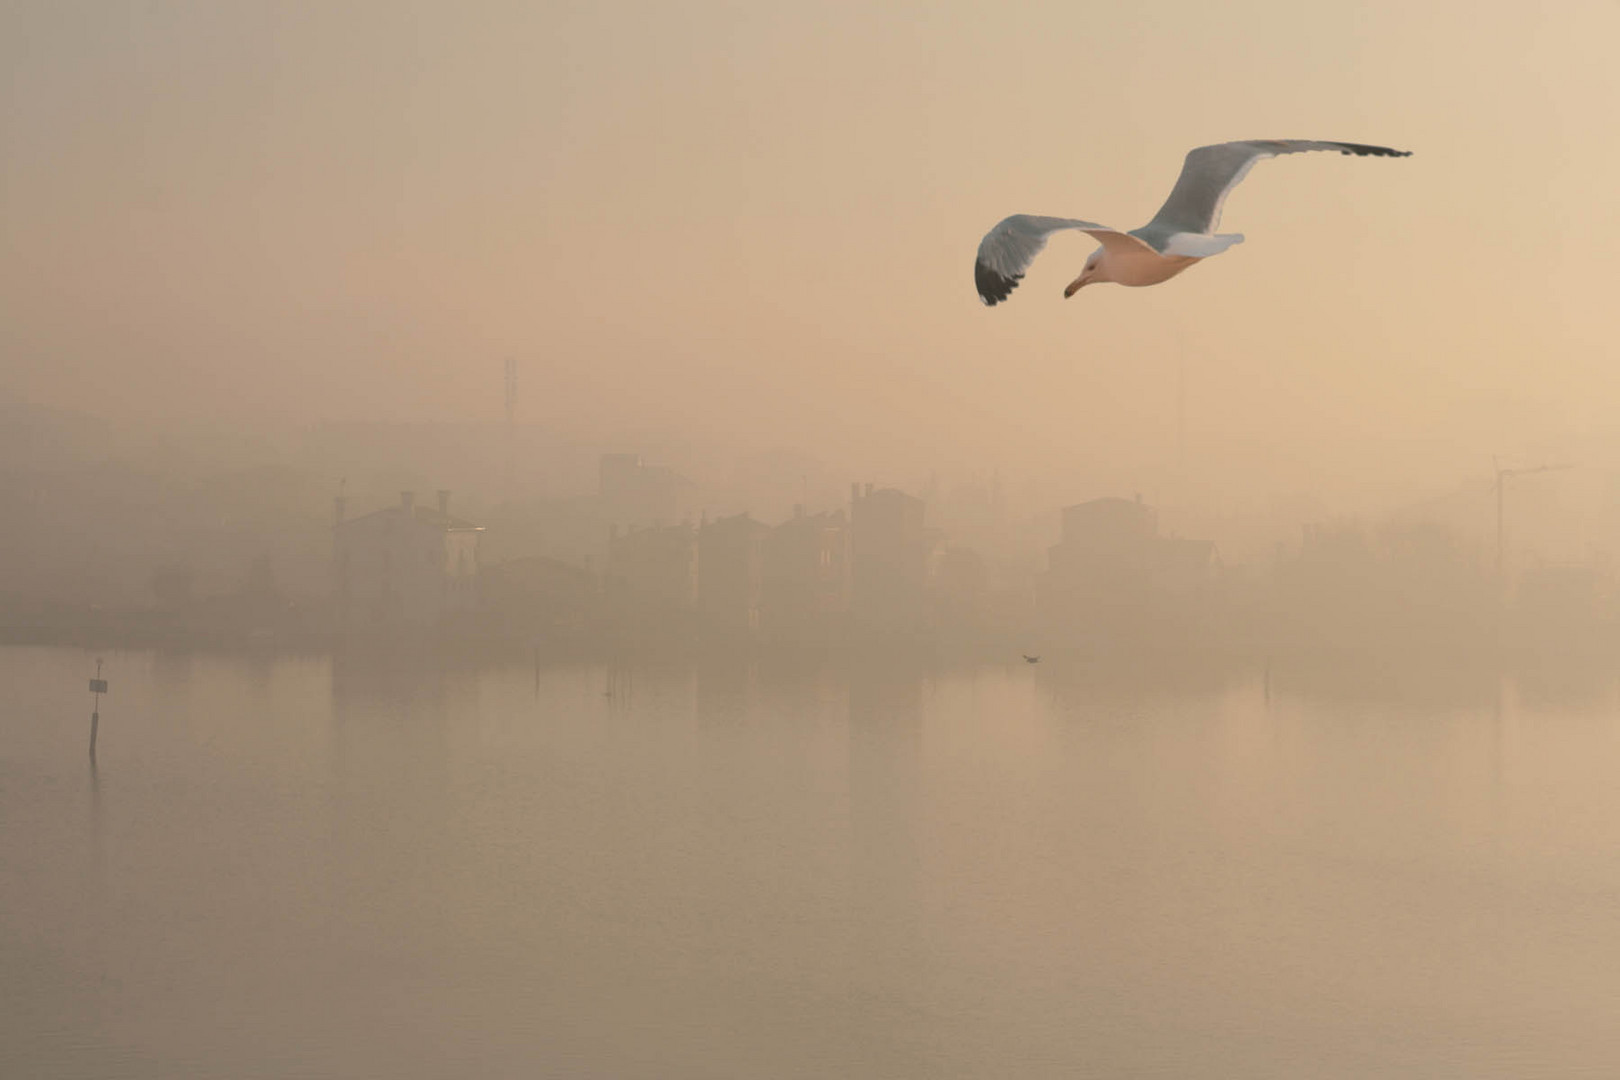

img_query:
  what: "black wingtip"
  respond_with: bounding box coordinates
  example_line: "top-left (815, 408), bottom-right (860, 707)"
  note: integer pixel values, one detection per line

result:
top-left (1333, 142), bottom-right (1413, 158)
top-left (975, 260), bottom-right (1022, 307)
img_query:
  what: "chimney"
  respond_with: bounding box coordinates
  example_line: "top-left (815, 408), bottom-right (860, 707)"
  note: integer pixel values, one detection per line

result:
top-left (437, 489), bottom-right (450, 516)
top-left (864, 483), bottom-right (874, 499)
top-left (333, 495), bottom-right (347, 527)
top-left (850, 482), bottom-right (860, 506)
top-left (400, 491), bottom-right (415, 515)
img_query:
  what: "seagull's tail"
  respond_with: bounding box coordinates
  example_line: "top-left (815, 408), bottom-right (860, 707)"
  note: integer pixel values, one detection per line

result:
top-left (1162, 232), bottom-right (1245, 258)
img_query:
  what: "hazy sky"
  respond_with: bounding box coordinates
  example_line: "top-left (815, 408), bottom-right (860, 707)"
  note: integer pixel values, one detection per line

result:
top-left (4, 1), bottom-right (1619, 504)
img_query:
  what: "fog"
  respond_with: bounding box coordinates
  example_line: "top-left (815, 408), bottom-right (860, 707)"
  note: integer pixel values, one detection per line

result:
top-left (4, 1), bottom-right (1620, 654)
top-left (16, 9), bottom-right (1620, 1077)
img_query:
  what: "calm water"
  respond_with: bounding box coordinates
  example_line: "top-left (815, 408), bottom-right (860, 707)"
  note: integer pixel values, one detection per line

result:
top-left (4, 645), bottom-right (1620, 1078)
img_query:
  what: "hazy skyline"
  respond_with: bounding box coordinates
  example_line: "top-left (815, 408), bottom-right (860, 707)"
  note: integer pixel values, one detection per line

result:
top-left (11, 13), bottom-right (1620, 1072)
top-left (5, 1), bottom-right (1620, 508)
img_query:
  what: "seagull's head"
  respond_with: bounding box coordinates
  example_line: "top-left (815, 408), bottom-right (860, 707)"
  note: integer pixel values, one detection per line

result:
top-left (1063, 249), bottom-right (1108, 298)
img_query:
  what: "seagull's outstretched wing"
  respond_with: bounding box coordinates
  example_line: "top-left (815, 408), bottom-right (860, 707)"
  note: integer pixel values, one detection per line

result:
top-left (1138, 140), bottom-right (1411, 245)
top-left (974, 215), bottom-right (1147, 306)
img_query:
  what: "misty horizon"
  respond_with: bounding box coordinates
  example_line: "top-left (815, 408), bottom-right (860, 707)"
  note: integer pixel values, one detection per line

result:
top-left (7, 3), bottom-right (1619, 513)
top-left (9, 3), bottom-right (1620, 1077)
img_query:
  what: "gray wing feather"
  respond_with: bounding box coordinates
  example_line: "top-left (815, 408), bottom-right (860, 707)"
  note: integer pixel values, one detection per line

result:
top-left (974, 214), bottom-right (1107, 306)
top-left (1136, 140), bottom-right (1411, 246)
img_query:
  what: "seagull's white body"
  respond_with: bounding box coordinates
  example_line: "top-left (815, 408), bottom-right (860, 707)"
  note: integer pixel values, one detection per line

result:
top-left (1085, 243), bottom-right (1201, 289)
top-left (974, 139), bottom-right (1411, 306)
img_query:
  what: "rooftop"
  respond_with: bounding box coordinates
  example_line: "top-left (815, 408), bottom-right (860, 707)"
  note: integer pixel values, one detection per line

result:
top-left (338, 504), bottom-right (484, 532)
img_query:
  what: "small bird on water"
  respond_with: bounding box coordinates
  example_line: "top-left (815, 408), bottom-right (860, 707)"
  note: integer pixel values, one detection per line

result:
top-left (974, 139), bottom-right (1411, 306)
top-left (1023, 654), bottom-right (1041, 664)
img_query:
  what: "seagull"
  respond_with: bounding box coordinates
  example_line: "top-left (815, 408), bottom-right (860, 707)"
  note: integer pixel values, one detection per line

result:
top-left (974, 140), bottom-right (1411, 306)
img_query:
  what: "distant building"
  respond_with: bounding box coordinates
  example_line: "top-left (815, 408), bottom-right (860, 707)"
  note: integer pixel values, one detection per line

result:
top-left (479, 494), bottom-right (610, 572)
top-left (931, 472), bottom-right (1009, 559)
top-left (480, 556), bottom-right (602, 639)
top-left (1049, 497), bottom-right (1155, 577)
top-left (850, 483), bottom-right (929, 627)
top-left (1047, 496), bottom-right (1214, 593)
top-left (606, 522), bottom-right (698, 611)
top-left (334, 490), bottom-right (482, 632)
top-left (761, 506), bottom-right (850, 638)
top-left (1043, 495), bottom-right (1215, 642)
top-left (599, 453), bottom-right (700, 530)
top-left (928, 544), bottom-right (990, 623)
top-left (480, 454), bottom-right (700, 576)
top-left (698, 512), bottom-right (772, 633)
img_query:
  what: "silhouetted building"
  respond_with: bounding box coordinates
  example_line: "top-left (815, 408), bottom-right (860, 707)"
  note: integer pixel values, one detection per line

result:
top-left (480, 556), bottom-right (602, 639)
top-left (850, 483), bottom-right (928, 627)
top-left (761, 506), bottom-right (850, 638)
top-left (599, 452), bottom-right (699, 529)
top-left (1047, 496), bottom-right (1214, 592)
top-left (932, 472), bottom-right (1010, 559)
top-left (334, 490), bottom-right (482, 632)
top-left (1049, 496), bottom-right (1155, 576)
top-left (606, 522), bottom-right (698, 611)
top-left (1043, 495), bottom-right (1215, 643)
top-left (928, 544), bottom-right (990, 624)
top-left (480, 494), bottom-right (609, 571)
top-left (698, 512), bottom-right (772, 633)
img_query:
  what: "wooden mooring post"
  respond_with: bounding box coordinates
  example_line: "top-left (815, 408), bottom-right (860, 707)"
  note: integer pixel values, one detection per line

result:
top-left (88, 658), bottom-right (108, 762)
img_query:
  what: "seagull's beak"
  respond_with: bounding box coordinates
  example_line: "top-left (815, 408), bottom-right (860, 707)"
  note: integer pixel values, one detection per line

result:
top-left (1064, 273), bottom-right (1088, 298)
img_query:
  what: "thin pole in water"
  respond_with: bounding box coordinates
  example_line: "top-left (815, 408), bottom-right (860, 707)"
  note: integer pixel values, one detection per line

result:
top-left (88, 657), bottom-right (107, 762)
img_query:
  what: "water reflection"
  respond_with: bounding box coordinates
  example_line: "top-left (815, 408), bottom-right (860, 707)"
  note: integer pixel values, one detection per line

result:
top-left (693, 657), bottom-right (757, 724)
top-left (327, 649), bottom-right (459, 964)
top-left (7, 646), bottom-right (1620, 1077)
top-left (1271, 653), bottom-right (1503, 710)
top-left (1510, 654), bottom-right (1620, 711)
top-left (1031, 651), bottom-right (1244, 718)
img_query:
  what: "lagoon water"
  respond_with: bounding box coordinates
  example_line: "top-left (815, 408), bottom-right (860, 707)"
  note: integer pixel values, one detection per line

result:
top-left (4, 645), bottom-right (1620, 1077)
